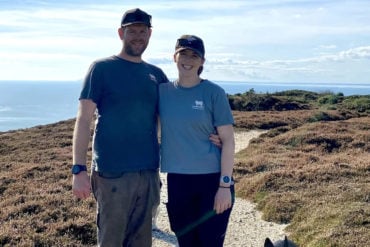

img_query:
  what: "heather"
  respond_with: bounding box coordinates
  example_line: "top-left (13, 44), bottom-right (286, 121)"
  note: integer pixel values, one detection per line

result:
top-left (0, 90), bottom-right (369, 246)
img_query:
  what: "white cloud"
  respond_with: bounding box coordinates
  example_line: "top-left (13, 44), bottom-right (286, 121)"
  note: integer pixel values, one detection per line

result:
top-left (319, 45), bottom-right (337, 50)
top-left (339, 46), bottom-right (370, 60)
top-left (192, 46), bottom-right (370, 83)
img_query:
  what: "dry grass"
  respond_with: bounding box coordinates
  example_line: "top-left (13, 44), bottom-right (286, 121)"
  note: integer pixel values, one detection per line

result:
top-left (0, 120), bottom-right (96, 246)
top-left (0, 110), bottom-right (369, 246)
top-left (234, 115), bottom-right (370, 246)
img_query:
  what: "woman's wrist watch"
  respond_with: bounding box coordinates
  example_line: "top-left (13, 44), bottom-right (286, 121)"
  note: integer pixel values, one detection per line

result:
top-left (220, 175), bottom-right (232, 187)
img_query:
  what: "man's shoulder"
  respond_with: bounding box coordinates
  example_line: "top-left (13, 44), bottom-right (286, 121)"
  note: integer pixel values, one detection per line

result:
top-left (142, 62), bottom-right (168, 83)
top-left (143, 61), bottom-right (164, 72)
top-left (93, 55), bottom-right (119, 65)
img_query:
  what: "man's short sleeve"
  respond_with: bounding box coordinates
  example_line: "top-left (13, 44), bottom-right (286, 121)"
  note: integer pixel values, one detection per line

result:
top-left (79, 62), bottom-right (104, 104)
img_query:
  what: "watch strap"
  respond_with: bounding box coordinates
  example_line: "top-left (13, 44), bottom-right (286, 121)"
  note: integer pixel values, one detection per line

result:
top-left (71, 164), bottom-right (87, 174)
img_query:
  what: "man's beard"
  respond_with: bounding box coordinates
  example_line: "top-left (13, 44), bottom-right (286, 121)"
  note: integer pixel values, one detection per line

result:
top-left (124, 41), bottom-right (148, 57)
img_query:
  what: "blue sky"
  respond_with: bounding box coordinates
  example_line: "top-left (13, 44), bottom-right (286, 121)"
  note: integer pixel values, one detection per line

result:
top-left (1, 0), bottom-right (370, 84)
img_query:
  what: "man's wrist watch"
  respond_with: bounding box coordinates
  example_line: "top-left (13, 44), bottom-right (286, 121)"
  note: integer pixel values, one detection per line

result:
top-left (71, 164), bottom-right (87, 175)
top-left (220, 175), bottom-right (231, 185)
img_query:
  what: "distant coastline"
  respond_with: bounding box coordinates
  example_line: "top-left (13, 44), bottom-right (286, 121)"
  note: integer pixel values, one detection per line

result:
top-left (215, 81), bottom-right (370, 96)
top-left (1, 79), bottom-right (370, 95)
top-left (0, 80), bottom-right (369, 132)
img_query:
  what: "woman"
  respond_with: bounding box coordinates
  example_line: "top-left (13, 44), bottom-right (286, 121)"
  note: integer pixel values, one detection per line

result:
top-left (159, 35), bottom-right (235, 247)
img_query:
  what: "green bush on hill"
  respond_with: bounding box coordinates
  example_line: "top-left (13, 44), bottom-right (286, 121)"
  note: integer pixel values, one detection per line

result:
top-left (341, 95), bottom-right (370, 113)
top-left (228, 89), bottom-right (369, 114)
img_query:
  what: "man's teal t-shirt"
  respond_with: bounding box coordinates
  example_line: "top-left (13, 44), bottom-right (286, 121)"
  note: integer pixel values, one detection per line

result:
top-left (159, 80), bottom-right (234, 174)
top-left (80, 55), bottom-right (168, 172)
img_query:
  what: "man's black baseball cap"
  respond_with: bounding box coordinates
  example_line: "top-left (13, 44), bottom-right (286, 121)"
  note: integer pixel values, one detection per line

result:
top-left (121, 8), bottom-right (152, 27)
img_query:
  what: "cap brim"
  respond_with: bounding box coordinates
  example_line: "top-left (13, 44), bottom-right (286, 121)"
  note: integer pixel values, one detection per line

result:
top-left (175, 47), bottom-right (203, 58)
top-left (121, 21), bottom-right (152, 27)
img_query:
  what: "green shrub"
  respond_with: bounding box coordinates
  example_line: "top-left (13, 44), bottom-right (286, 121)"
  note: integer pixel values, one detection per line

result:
top-left (342, 96), bottom-right (370, 113)
top-left (318, 93), bottom-right (344, 105)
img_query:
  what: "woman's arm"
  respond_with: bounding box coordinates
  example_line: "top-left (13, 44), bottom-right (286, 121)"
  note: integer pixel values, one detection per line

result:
top-left (214, 124), bottom-right (235, 214)
top-left (217, 124), bottom-right (235, 181)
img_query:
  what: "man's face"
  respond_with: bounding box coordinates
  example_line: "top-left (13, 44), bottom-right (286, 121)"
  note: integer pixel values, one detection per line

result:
top-left (121, 24), bottom-right (151, 57)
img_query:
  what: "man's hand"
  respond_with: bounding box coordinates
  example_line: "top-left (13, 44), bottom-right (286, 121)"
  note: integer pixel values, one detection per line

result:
top-left (209, 133), bottom-right (222, 148)
top-left (72, 172), bottom-right (91, 200)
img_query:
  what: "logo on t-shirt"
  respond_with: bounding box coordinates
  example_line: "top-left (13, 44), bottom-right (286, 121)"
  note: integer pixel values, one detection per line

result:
top-left (149, 74), bottom-right (158, 84)
top-left (192, 100), bottom-right (204, 110)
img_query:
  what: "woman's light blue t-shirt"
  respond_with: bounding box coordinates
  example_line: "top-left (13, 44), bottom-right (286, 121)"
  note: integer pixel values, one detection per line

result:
top-left (159, 79), bottom-right (234, 174)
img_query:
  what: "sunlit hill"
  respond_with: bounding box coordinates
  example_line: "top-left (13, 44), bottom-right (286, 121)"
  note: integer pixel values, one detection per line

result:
top-left (1, 90), bottom-right (369, 246)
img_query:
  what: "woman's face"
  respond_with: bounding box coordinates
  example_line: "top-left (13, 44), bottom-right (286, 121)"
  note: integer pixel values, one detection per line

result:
top-left (174, 49), bottom-right (204, 76)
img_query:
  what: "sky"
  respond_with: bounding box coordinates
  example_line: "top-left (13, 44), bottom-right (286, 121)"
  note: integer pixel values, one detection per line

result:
top-left (1, 0), bottom-right (370, 84)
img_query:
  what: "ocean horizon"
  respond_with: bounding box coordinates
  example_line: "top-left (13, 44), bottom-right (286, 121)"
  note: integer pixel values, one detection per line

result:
top-left (1, 80), bottom-right (369, 132)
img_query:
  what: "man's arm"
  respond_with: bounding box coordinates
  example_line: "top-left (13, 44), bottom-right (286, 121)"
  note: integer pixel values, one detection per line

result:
top-left (209, 133), bottom-right (222, 148)
top-left (72, 99), bottom-right (96, 200)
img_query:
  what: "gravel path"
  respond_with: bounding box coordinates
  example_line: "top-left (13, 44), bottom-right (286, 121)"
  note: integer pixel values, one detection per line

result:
top-left (152, 130), bottom-right (288, 247)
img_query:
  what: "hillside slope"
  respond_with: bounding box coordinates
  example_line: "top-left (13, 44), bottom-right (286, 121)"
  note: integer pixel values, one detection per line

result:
top-left (0, 109), bottom-right (369, 246)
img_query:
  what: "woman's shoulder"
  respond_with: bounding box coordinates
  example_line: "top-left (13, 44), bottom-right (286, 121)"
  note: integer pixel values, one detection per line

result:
top-left (201, 79), bottom-right (226, 93)
top-left (159, 80), bottom-right (175, 89)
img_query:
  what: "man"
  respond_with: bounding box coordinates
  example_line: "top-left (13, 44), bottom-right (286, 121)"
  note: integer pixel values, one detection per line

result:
top-left (72, 8), bottom-right (167, 246)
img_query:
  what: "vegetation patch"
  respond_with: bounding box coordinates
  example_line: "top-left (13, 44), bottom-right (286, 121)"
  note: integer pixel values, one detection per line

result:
top-left (235, 116), bottom-right (370, 246)
top-left (0, 90), bottom-right (369, 246)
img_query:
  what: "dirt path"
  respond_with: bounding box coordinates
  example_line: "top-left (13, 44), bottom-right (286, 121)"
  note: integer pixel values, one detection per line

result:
top-left (153, 130), bottom-right (288, 247)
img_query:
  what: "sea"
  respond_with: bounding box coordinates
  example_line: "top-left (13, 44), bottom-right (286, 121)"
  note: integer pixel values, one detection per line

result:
top-left (0, 80), bottom-right (369, 132)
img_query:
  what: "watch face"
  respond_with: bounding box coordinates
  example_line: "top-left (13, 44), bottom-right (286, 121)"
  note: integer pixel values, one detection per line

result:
top-left (222, 176), bottom-right (231, 183)
top-left (72, 165), bottom-right (86, 174)
top-left (72, 165), bottom-right (81, 174)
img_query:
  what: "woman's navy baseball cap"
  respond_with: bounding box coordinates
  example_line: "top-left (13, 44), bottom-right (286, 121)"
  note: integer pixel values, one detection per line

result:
top-left (175, 35), bottom-right (205, 59)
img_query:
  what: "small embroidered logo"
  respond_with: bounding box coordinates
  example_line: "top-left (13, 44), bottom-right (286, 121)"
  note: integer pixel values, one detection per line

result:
top-left (149, 74), bottom-right (158, 84)
top-left (192, 100), bottom-right (204, 110)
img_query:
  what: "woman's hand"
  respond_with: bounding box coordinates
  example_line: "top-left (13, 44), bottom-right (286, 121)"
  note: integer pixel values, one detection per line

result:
top-left (214, 187), bottom-right (232, 214)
